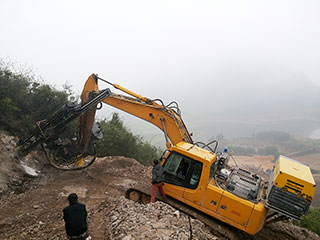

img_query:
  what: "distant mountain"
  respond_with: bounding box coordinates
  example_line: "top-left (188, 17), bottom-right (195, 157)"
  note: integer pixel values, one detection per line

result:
top-left (106, 72), bottom-right (320, 145)
top-left (210, 73), bottom-right (320, 117)
top-left (185, 72), bottom-right (320, 140)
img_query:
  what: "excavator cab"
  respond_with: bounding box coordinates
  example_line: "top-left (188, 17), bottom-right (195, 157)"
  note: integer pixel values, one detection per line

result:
top-left (161, 143), bottom-right (214, 205)
top-left (160, 143), bottom-right (268, 234)
top-left (162, 151), bottom-right (203, 190)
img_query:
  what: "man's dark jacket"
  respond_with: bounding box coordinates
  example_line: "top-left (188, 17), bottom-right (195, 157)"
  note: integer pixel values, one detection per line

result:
top-left (152, 163), bottom-right (164, 184)
top-left (63, 202), bottom-right (88, 236)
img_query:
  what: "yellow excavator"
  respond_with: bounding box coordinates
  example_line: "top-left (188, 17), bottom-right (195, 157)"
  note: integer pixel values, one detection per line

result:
top-left (17, 74), bottom-right (316, 236)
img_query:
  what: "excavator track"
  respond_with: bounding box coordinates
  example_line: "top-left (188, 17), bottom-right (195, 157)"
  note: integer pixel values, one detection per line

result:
top-left (125, 183), bottom-right (242, 240)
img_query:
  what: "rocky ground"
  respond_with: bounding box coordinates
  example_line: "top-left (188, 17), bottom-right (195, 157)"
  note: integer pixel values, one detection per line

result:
top-left (0, 131), bottom-right (319, 240)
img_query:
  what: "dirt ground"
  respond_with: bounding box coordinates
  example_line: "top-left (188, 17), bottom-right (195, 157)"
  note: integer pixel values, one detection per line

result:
top-left (0, 131), bottom-right (319, 240)
top-left (0, 156), bottom-right (218, 240)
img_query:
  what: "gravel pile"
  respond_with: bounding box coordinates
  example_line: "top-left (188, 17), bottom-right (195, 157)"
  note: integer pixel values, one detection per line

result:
top-left (92, 196), bottom-right (216, 240)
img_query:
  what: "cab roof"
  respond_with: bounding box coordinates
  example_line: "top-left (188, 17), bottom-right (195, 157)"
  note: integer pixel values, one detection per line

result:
top-left (174, 142), bottom-right (216, 164)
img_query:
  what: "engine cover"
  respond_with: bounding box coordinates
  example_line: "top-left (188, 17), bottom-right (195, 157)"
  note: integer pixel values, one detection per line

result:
top-left (226, 168), bottom-right (261, 201)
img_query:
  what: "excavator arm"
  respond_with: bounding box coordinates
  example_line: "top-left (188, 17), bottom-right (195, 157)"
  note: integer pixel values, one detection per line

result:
top-left (80, 74), bottom-right (193, 149)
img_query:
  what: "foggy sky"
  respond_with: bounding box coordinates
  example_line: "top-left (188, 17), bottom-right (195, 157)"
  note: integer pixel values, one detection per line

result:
top-left (1, 0), bottom-right (320, 143)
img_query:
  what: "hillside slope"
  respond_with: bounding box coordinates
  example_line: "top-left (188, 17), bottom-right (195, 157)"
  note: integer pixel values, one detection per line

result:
top-left (0, 132), bottom-right (319, 240)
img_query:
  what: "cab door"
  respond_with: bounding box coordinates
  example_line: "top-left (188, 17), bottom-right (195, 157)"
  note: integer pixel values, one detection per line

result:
top-left (182, 161), bottom-right (204, 205)
top-left (162, 151), bottom-right (186, 197)
top-left (162, 151), bottom-right (203, 203)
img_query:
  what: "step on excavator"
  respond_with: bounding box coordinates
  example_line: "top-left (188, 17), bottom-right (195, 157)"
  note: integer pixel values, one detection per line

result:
top-left (16, 74), bottom-right (316, 236)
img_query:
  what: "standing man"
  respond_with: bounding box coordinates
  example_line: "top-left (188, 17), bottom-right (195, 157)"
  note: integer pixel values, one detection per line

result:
top-left (150, 159), bottom-right (167, 203)
top-left (63, 193), bottom-right (90, 240)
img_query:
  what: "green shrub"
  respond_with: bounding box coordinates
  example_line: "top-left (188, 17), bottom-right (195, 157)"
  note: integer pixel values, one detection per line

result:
top-left (0, 61), bottom-right (73, 134)
top-left (298, 208), bottom-right (320, 235)
top-left (96, 113), bottom-right (161, 165)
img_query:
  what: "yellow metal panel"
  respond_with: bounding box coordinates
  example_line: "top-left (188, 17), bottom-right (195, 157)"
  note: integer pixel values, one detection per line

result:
top-left (103, 95), bottom-right (185, 145)
top-left (273, 155), bottom-right (316, 199)
top-left (276, 155), bottom-right (315, 184)
top-left (183, 184), bottom-right (206, 205)
top-left (245, 203), bottom-right (267, 235)
top-left (217, 191), bottom-right (255, 227)
top-left (167, 181), bottom-right (266, 234)
top-left (201, 181), bottom-right (224, 212)
top-left (167, 186), bottom-right (247, 233)
top-left (163, 183), bottom-right (184, 198)
top-left (81, 74), bottom-right (99, 98)
top-left (176, 142), bottom-right (216, 162)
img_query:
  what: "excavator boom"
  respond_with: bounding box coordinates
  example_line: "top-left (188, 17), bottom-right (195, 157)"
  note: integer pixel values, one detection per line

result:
top-left (80, 74), bottom-right (193, 149)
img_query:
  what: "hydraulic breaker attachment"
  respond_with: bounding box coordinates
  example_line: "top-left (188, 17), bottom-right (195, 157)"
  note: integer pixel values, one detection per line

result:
top-left (16, 89), bottom-right (111, 170)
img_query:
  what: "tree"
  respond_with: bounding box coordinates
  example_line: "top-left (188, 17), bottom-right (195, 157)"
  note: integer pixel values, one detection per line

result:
top-left (96, 113), bottom-right (160, 165)
top-left (0, 61), bottom-right (73, 134)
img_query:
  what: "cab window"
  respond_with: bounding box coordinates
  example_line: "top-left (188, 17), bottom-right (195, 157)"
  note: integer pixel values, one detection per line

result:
top-left (209, 162), bottom-right (215, 178)
top-left (162, 151), bottom-right (203, 189)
